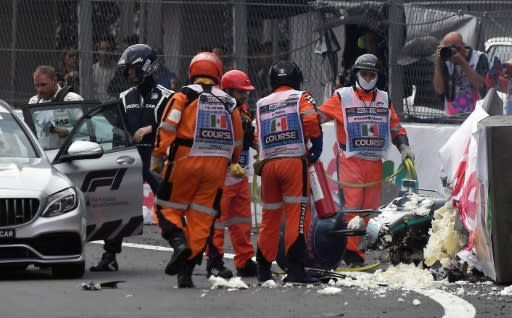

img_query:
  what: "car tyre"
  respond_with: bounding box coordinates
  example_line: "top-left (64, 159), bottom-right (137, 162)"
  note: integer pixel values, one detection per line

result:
top-left (52, 261), bottom-right (85, 279)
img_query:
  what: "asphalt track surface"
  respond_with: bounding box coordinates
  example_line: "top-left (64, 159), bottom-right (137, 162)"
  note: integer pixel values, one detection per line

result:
top-left (1, 225), bottom-right (511, 318)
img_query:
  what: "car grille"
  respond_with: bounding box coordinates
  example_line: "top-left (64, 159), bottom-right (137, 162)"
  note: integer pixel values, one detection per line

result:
top-left (0, 199), bottom-right (40, 226)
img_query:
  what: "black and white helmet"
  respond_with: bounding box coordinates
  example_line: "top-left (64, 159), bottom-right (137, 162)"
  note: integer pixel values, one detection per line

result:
top-left (352, 54), bottom-right (381, 91)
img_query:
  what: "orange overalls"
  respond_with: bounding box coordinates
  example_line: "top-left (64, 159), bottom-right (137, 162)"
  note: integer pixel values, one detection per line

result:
top-left (209, 104), bottom-right (255, 270)
top-left (152, 84), bottom-right (243, 260)
top-left (319, 86), bottom-right (408, 260)
top-left (255, 86), bottom-right (322, 268)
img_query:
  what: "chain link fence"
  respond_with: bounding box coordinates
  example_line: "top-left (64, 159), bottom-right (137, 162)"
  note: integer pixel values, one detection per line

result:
top-left (1, 0), bottom-right (512, 122)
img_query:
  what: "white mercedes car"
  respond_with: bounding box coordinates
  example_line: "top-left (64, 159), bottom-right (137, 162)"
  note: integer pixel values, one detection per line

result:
top-left (0, 99), bottom-right (144, 278)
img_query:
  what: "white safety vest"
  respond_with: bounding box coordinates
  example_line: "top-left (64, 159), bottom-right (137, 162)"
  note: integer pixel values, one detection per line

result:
top-left (188, 85), bottom-right (236, 159)
top-left (338, 87), bottom-right (390, 160)
top-left (256, 89), bottom-right (305, 160)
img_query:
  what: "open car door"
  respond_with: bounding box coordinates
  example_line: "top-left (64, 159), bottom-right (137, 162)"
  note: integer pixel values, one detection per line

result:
top-left (21, 100), bottom-right (144, 242)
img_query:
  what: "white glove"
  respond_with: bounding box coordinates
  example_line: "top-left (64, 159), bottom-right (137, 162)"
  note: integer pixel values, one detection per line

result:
top-left (150, 156), bottom-right (165, 182)
top-left (347, 216), bottom-right (366, 231)
top-left (399, 144), bottom-right (415, 162)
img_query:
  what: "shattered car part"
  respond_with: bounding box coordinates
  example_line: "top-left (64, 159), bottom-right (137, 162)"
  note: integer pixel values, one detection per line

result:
top-left (366, 192), bottom-right (446, 265)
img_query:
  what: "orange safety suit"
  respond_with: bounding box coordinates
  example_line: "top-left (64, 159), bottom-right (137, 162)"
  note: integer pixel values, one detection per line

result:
top-left (209, 103), bottom-right (255, 270)
top-left (319, 85), bottom-right (408, 260)
top-left (152, 84), bottom-right (243, 260)
top-left (256, 86), bottom-right (322, 265)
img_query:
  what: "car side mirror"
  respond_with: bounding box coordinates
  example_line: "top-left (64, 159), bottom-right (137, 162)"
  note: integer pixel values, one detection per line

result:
top-left (60, 140), bottom-right (103, 162)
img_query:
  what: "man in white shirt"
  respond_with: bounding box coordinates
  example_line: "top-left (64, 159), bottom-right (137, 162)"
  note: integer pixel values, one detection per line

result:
top-left (29, 65), bottom-right (83, 149)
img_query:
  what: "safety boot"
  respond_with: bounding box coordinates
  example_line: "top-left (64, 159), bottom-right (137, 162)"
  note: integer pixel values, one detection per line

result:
top-left (90, 252), bottom-right (118, 272)
top-left (207, 264), bottom-right (233, 279)
top-left (165, 232), bottom-right (191, 276)
top-left (256, 249), bottom-right (273, 282)
top-left (284, 235), bottom-right (319, 284)
top-left (236, 259), bottom-right (257, 277)
top-left (283, 270), bottom-right (320, 285)
top-left (177, 260), bottom-right (196, 288)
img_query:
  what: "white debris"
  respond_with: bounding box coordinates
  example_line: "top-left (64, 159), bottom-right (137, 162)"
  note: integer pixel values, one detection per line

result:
top-left (334, 263), bottom-right (442, 293)
top-left (398, 297), bottom-right (405, 302)
top-left (208, 276), bottom-right (249, 290)
top-left (412, 299), bottom-right (421, 306)
top-left (423, 200), bottom-right (467, 267)
top-left (260, 279), bottom-right (278, 288)
top-left (499, 285), bottom-right (512, 296)
top-left (317, 287), bottom-right (342, 295)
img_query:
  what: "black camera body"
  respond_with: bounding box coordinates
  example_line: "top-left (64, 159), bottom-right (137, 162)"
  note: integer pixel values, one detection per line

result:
top-left (440, 45), bottom-right (457, 60)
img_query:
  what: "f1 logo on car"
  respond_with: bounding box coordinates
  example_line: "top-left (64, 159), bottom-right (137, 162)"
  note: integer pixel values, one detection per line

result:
top-left (81, 168), bottom-right (127, 192)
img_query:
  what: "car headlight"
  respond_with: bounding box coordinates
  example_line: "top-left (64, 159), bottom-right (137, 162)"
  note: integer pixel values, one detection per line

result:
top-left (42, 188), bottom-right (79, 217)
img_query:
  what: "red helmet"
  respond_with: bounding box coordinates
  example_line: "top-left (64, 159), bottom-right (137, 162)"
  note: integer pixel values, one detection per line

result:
top-left (221, 70), bottom-right (255, 91)
top-left (188, 52), bottom-right (224, 83)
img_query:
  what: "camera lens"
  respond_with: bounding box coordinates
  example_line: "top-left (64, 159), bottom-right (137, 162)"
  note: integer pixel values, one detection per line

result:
top-left (440, 47), bottom-right (454, 60)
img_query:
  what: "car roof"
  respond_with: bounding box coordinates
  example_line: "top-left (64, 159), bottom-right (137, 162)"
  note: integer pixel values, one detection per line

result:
top-left (485, 37), bottom-right (512, 52)
top-left (0, 99), bottom-right (13, 113)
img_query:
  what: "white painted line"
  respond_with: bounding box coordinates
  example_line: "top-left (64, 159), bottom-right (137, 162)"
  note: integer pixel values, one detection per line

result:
top-left (91, 241), bottom-right (238, 259)
top-left (416, 288), bottom-right (476, 318)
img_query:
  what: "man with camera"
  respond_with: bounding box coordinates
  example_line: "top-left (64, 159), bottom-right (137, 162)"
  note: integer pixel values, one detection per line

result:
top-left (433, 31), bottom-right (489, 115)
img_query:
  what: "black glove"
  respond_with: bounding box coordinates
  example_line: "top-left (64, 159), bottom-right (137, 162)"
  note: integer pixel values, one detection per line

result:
top-left (308, 135), bottom-right (323, 163)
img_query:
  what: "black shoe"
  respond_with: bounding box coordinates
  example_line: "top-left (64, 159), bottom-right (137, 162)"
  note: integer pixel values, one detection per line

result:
top-left (237, 259), bottom-right (257, 277)
top-left (283, 271), bottom-right (320, 285)
top-left (207, 264), bottom-right (233, 279)
top-left (165, 245), bottom-right (191, 276)
top-left (90, 252), bottom-right (118, 272)
top-left (257, 268), bottom-right (274, 283)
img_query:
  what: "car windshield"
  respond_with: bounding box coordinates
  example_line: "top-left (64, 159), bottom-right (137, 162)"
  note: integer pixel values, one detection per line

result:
top-left (0, 111), bottom-right (37, 158)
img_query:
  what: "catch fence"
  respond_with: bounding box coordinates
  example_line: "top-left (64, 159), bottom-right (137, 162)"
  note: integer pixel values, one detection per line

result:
top-left (1, 0), bottom-right (512, 122)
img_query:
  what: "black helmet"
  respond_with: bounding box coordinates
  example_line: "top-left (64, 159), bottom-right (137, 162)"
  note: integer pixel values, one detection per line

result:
top-left (352, 53), bottom-right (381, 74)
top-left (117, 44), bottom-right (160, 82)
top-left (268, 60), bottom-right (303, 91)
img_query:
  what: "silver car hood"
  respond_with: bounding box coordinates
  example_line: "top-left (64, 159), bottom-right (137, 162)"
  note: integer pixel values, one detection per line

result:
top-left (0, 158), bottom-right (71, 192)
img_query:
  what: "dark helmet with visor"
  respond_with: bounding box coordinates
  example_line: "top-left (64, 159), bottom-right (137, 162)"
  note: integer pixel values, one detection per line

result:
top-left (117, 44), bottom-right (160, 83)
top-left (268, 60), bottom-right (303, 91)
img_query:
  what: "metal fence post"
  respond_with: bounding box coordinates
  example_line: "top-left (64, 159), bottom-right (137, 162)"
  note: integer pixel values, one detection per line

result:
top-left (9, 0), bottom-right (18, 105)
top-left (78, 0), bottom-right (93, 99)
top-left (388, 0), bottom-right (404, 117)
top-left (233, 0), bottom-right (248, 71)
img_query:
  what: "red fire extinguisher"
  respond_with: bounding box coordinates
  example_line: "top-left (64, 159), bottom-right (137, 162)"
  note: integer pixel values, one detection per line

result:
top-left (308, 161), bottom-right (337, 219)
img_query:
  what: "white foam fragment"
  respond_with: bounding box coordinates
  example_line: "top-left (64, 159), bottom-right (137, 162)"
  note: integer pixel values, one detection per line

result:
top-left (208, 276), bottom-right (249, 290)
top-left (260, 279), bottom-right (278, 288)
top-left (499, 286), bottom-right (512, 296)
top-left (412, 299), bottom-right (421, 306)
top-left (317, 287), bottom-right (342, 295)
top-left (335, 263), bottom-right (443, 294)
top-left (423, 200), bottom-right (467, 267)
